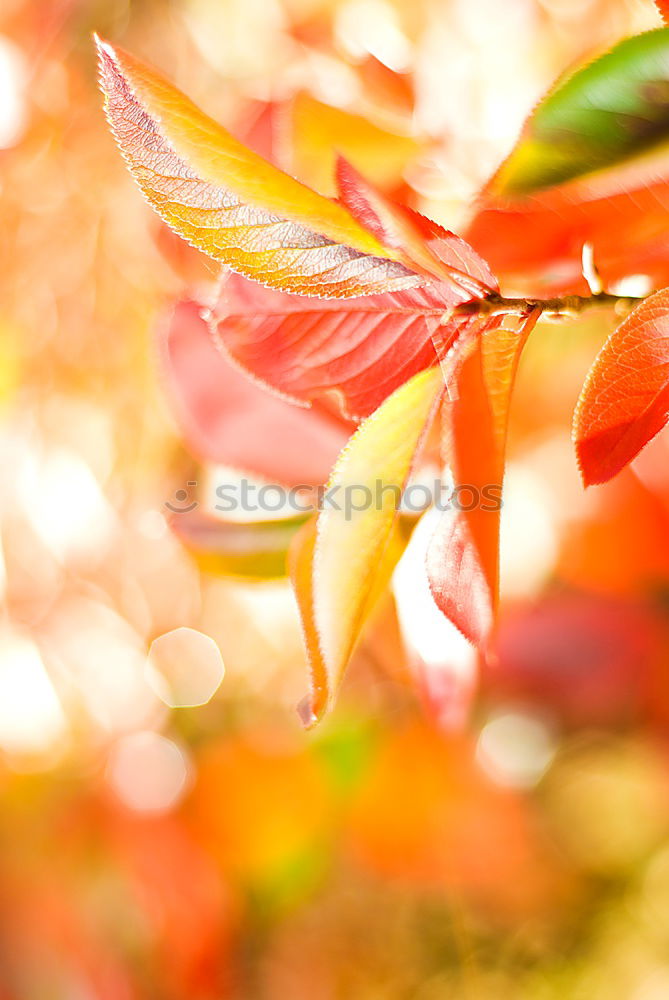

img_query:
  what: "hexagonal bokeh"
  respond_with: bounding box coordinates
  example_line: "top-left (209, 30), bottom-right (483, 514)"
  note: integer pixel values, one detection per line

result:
top-left (146, 626), bottom-right (225, 708)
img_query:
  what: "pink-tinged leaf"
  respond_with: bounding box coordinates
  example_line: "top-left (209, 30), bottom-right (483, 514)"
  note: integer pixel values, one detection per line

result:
top-left (95, 37), bottom-right (422, 298)
top-left (393, 513), bottom-right (478, 731)
top-left (428, 307), bottom-right (542, 645)
top-left (211, 271), bottom-right (458, 420)
top-left (336, 157), bottom-right (497, 298)
top-left (159, 299), bottom-right (350, 485)
top-left (205, 162), bottom-right (497, 421)
top-left (292, 366), bottom-right (445, 724)
top-left (574, 288), bottom-right (669, 486)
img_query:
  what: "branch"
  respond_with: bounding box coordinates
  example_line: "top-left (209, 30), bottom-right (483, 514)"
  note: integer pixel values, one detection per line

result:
top-left (450, 289), bottom-right (648, 322)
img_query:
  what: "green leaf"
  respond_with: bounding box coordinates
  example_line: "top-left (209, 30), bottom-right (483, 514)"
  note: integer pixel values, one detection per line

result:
top-left (493, 27), bottom-right (669, 195)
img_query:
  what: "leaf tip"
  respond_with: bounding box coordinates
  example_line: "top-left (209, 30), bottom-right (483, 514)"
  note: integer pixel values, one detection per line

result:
top-left (93, 32), bottom-right (115, 61)
top-left (93, 32), bottom-right (121, 99)
top-left (576, 459), bottom-right (597, 489)
top-left (573, 426), bottom-right (627, 487)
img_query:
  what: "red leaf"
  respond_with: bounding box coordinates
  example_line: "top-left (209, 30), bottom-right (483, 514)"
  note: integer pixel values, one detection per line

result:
top-left (210, 272), bottom-right (458, 421)
top-left (427, 307), bottom-right (542, 645)
top-left (656, 1), bottom-right (669, 24)
top-left (159, 299), bottom-right (350, 484)
top-left (575, 288), bottom-right (669, 486)
top-left (487, 594), bottom-right (666, 728)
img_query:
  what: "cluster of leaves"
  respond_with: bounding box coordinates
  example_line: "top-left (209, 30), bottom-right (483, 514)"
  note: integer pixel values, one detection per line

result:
top-left (97, 5), bottom-right (669, 723)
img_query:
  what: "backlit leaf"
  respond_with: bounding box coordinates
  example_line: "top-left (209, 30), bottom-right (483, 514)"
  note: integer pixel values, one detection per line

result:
top-left (336, 157), bottom-right (496, 297)
top-left (95, 37), bottom-right (422, 297)
top-left (211, 271), bottom-right (456, 421)
top-left (292, 366), bottom-right (444, 724)
top-left (288, 516), bottom-right (327, 725)
top-left (574, 288), bottom-right (669, 485)
top-left (493, 27), bottom-right (669, 195)
top-left (428, 307), bottom-right (542, 645)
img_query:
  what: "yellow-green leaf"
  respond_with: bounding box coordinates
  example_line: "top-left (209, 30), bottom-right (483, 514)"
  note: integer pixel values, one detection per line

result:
top-left (493, 27), bottom-right (669, 195)
top-left (292, 366), bottom-right (444, 724)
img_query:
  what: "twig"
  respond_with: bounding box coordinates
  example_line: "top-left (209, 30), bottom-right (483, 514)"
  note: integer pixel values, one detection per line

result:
top-left (449, 289), bottom-right (647, 321)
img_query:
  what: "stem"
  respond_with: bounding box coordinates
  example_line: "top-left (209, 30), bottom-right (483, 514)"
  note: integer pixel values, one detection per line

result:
top-left (452, 289), bottom-right (647, 320)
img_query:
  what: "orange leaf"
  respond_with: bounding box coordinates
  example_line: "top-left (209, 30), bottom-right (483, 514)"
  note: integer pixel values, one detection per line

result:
top-left (428, 307), bottom-right (542, 644)
top-left (95, 37), bottom-right (421, 297)
top-left (291, 366), bottom-right (444, 724)
top-left (574, 288), bottom-right (669, 485)
top-left (287, 92), bottom-right (420, 197)
top-left (467, 167), bottom-right (669, 296)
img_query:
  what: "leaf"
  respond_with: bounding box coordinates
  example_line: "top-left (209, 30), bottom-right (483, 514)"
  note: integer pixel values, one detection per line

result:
top-left (288, 516), bottom-right (327, 725)
top-left (466, 174), bottom-right (669, 296)
top-left (172, 509), bottom-right (309, 580)
top-left (287, 92), bottom-right (421, 197)
top-left (492, 27), bottom-right (669, 195)
top-left (427, 307), bottom-right (542, 645)
top-left (335, 157), bottom-right (496, 297)
top-left (211, 271), bottom-right (454, 421)
top-left (211, 166), bottom-right (497, 421)
top-left (291, 366), bottom-right (444, 724)
top-left (656, 1), bottom-right (669, 25)
top-left (95, 36), bottom-right (422, 298)
top-left (159, 299), bottom-right (351, 485)
top-left (574, 287), bottom-right (669, 485)
top-left (356, 55), bottom-right (416, 116)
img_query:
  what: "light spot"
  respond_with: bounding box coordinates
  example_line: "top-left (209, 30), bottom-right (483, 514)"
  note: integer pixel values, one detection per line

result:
top-left (477, 708), bottom-right (556, 788)
top-left (147, 626), bottom-right (225, 708)
top-left (0, 36), bottom-right (27, 149)
top-left (610, 273), bottom-right (654, 297)
top-left (108, 730), bottom-right (190, 813)
top-left (0, 631), bottom-right (67, 759)
top-left (499, 462), bottom-right (559, 599)
top-left (20, 447), bottom-right (115, 563)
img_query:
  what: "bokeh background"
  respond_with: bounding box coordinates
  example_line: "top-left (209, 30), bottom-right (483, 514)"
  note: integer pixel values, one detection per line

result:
top-left (3, 0), bottom-right (669, 997)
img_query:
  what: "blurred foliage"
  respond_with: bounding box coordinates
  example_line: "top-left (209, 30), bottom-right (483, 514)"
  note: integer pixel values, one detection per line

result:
top-left (2, 0), bottom-right (669, 997)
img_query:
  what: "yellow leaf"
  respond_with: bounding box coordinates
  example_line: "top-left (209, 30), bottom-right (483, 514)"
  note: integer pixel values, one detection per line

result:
top-left (292, 365), bottom-right (444, 724)
top-left (288, 93), bottom-right (420, 197)
top-left (96, 37), bottom-right (421, 297)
